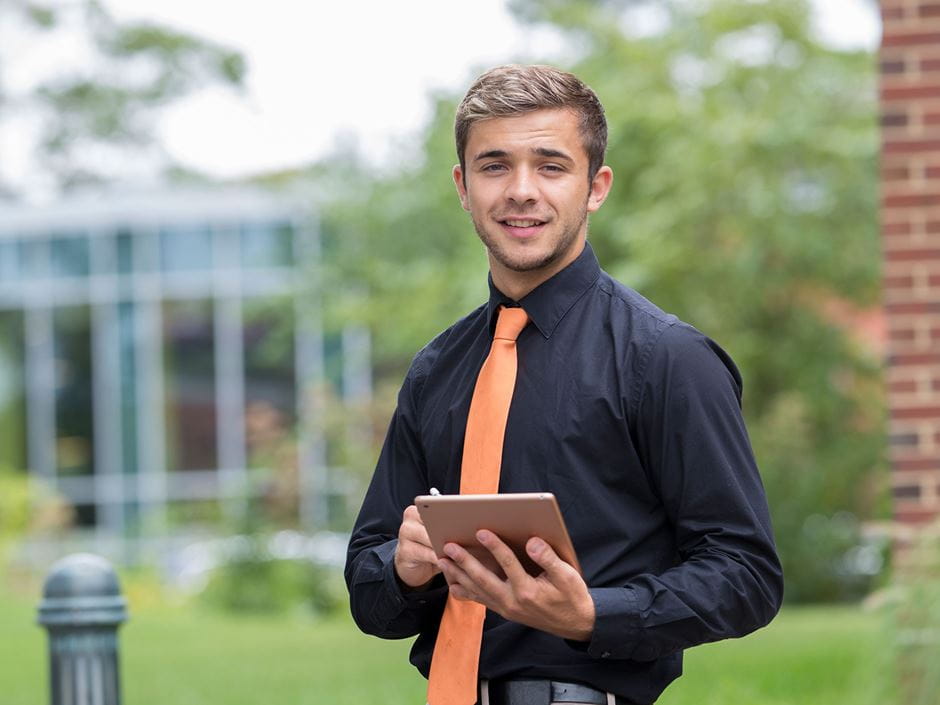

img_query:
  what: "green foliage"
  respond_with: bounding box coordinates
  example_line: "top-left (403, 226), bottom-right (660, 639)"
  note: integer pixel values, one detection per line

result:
top-left (0, 467), bottom-right (74, 570)
top-left (315, 136), bottom-right (489, 369)
top-left (0, 466), bottom-right (73, 539)
top-left (101, 23), bottom-right (246, 87)
top-left (884, 530), bottom-right (940, 705)
top-left (199, 538), bottom-right (344, 616)
top-left (319, 0), bottom-right (885, 602)
top-left (197, 487), bottom-right (344, 615)
top-left (0, 313), bottom-right (27, 471)
top-left (0, 469), bottom-right (31, 542)
top-left (566, 1), bottom-right (885, 602)
top-left (783, 512), bottom-right (889, 603)
top-left (24, 3), bottom-right (55, 27)
top-left (1, 0), bottom-right (245, 194)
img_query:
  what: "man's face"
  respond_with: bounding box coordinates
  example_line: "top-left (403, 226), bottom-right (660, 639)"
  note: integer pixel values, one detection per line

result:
top-left (453, 108), bottom-right (612, 290)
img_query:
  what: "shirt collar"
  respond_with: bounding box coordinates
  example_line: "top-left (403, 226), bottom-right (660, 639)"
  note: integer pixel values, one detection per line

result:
top-left (486, 241), bottom-right (601, 339)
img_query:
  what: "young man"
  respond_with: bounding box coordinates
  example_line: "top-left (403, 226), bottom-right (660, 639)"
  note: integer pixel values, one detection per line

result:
top-left (346, 65), bottom-right (783, 705)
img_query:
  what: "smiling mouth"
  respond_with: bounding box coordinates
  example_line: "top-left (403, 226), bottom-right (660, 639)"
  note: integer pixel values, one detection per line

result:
top-left (499, 218), bottom-right (547, 228)
top-left (503, 219), bottom-right (542, 228)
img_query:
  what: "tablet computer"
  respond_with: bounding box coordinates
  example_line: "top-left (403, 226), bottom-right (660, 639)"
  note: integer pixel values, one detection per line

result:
top-left (414, 492), bottom-right (580, 578)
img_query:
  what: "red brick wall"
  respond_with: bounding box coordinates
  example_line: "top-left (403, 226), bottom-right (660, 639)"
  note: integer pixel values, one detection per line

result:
top-left (881, 0), bottom-right (940, 525)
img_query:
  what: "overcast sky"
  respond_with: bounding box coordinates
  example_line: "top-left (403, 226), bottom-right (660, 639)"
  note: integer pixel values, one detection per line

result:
top-left (7, 0), bottom-right (880, 193)
top-left (97, 0), bottom-right (879, 180)
top-left (104, 0), bottom-right (572, 178)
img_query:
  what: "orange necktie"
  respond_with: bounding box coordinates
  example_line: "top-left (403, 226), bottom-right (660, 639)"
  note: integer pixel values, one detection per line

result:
top-left (427, 305), bottom-right (529, 705)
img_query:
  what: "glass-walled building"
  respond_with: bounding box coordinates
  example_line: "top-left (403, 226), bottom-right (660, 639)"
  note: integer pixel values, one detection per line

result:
top-left (0, 188), bottom-right (357, 542)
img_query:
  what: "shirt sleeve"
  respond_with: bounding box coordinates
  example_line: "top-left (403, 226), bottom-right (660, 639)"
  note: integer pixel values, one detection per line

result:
top-left (344, 351), bottom-right (449, 638)
top-left (583, 323), bottom-right (783, 661)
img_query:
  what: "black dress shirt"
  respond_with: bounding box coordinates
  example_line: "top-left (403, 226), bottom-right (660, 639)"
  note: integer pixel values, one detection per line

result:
top-left (345, 242), bottom-right (783, 705)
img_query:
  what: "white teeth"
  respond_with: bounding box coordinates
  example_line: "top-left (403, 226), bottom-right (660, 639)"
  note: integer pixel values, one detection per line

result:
top-left (505, 220), bottom-right (541, 227)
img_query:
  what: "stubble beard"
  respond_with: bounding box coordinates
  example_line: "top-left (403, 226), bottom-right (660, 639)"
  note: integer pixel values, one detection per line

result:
top-left (472, 204), bottom-right (589, 274)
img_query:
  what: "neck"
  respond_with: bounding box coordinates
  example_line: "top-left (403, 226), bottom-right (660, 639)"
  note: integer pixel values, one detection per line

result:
top-left (489, 241), bottom-right (586, 301)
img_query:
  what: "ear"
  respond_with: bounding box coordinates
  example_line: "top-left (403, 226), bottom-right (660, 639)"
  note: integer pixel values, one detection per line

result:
top-left (587, 166), bottom-right (613, 214)
top-left (453, 164), bottom-right (470, 211)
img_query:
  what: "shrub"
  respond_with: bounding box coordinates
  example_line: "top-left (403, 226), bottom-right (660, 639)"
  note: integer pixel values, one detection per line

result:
top-left (199, 534), bottom-right (344, 616)
top-left (887, 525), bottom-right (940, 705)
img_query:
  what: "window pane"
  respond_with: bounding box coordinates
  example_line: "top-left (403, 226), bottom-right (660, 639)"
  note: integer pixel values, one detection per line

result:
top-left (117, 230), bottom-right (134, 274)
top-left (163, 299), bottom-right (217, 471)
top-left (53, 306), bottom-right (95, 477)
top-left (161, 226), bottom-right (212, 272)
top-left (50, 235), bottom-right (90, 278)
top-left (73, 503), bottom-right (97, 527)
top-left (212, 226), bottom-right (239, 270)
top-left (0, 310), bottom-right (27, 470)
top-left (19, 239), bottom-right (48, 279)
top-left (244, 297), bottom-right (296, 473)
top-left (241, 222), bottom-right (293, 269)
top-left (0, 240), bottom-right (21, 283)
top-left (118, 300), bottom-right (137, 478)
top-left (132, 230), bottom-right (158, 273)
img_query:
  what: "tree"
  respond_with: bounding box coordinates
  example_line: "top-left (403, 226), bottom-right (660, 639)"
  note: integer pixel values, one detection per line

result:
top-left (522, 0), bottom-right (884, 602)
top-left (320, 0), bottom-right (884, 601)
top-left (0, 0), bottom-right (245, 197)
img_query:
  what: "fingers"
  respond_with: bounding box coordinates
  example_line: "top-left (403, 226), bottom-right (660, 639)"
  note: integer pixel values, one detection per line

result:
top-left (438, 556), bottom-right (474, 596)
top-left (439, 542), bottom-right (492, 584)
top-left (526, 537), bottom-right (573, 581)
top-left (526, 537), bottom-right (551, 563)
top-left (475, 530), bottom-right (529, 584)
top-left (400, 505), bottom-right (433, 547)
top-left (399, 539), bottom-right (440, 566)
top-left (438, 542), bottom-right (509, 608)
top-left (439, 535), bottom-right (594, 640)
top-left (447, 582), bottom-right (475, 602)
top-left (399, 506), bottom-right (435, 558)
top-left (394, 505), bottom-right (442, 588)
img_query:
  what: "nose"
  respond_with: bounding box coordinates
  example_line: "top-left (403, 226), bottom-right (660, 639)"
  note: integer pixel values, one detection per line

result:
top-left (504, 167), bottom-right (538, 205)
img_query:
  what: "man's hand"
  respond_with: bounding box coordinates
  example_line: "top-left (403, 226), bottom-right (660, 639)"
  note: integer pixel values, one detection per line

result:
top-left (394, 505), bottom-right (442, 589)
top-left (437, 530), bottom-right (595, 641)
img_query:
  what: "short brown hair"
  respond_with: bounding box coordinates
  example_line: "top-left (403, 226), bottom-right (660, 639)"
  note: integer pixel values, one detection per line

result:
top-left (455, 64), bottom-right (608, 180)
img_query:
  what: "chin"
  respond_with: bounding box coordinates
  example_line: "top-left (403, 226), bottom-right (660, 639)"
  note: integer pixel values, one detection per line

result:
top-left (494, 248), bottom-right (561, 274)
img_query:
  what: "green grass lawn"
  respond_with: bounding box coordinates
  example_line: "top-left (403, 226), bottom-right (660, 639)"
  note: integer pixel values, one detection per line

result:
top-left (1, 585), bottom-right (893, 705)
top-left (660, 606), bottom-right (892, 705)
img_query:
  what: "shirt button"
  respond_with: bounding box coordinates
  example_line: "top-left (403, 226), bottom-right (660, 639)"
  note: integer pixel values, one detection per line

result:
top-left (418, 599), bottom-right (427, 605)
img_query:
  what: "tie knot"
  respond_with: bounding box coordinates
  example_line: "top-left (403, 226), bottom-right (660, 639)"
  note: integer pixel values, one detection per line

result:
top-left (494, 306), bottom-right (529, 341)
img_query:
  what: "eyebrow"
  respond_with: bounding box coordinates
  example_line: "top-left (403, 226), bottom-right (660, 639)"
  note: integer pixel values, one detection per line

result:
top-left (533, 147), bottom-right (574, 162)
top-left (471, 147), bottom-right (575, 163)
top-left (473, 149), bottom-right (509, 162)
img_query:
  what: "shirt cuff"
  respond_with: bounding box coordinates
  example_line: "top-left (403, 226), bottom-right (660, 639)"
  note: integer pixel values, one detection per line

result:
top-left (377, 540), bottom-right (448, 611)
top-left (578, 586), bottom-right (642, 660)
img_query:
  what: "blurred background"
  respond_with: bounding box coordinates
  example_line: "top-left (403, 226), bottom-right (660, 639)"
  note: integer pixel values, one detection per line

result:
top-left (3, 0), bottom-right (933, 704)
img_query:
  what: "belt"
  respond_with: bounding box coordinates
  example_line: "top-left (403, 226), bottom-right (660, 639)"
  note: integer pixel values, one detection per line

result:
top-left (483, 679), bottom-right (631, 705)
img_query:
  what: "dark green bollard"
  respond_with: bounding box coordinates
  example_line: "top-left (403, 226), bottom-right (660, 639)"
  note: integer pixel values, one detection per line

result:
top-left (37, 554), bottom-right (128, 705)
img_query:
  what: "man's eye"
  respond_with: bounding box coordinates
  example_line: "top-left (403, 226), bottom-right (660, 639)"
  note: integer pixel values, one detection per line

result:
top-left (542, 164), bottom-right (564, 173)
top-left (482, 164), bottom-right (506, 172)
